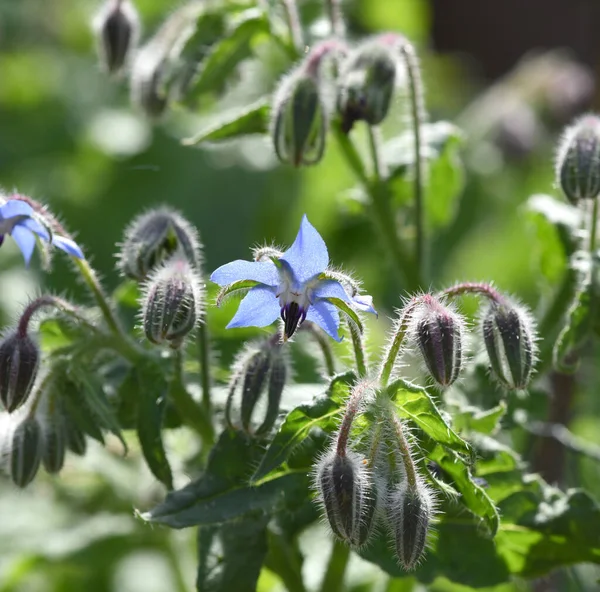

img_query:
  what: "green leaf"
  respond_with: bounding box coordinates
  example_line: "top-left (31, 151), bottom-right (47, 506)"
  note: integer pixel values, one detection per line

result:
top-left (430, 444), bottom-right (499, 536)
top-left (553, 276), bottom-right (595, 373)
top-left (140, 429), bottom-right (309, 528)
top-left (185, 10), bottom-right (268, 101)
top-left (250, 372), bottom-right (355, 482)
top-left (113, 280), bottom-right (141, 309)
top-left (136, 365), bottom-right (173, 489)
top-left (182, 97), bottom-right (270, 146)
top-left (453, 402), bottom-right (506, 435)
top-left (196, 514), bottom-right (269, 592)
top-left (387, 380), bottom-right (471, 454)
top-left (216, 279), bottom-right (260, 307)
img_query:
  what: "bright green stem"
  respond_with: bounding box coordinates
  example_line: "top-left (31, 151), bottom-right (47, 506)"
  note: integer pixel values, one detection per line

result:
top-left (74, 258), bottom-right (122, 338)
top-left (589, 198), bottom-right (598, 256)
top-left (348, 320), bottom-right (367, 378)
top-left (282, 0), bottom-right (304, 53)
top-left (378, 299), bottom-right (420, 387)
top-left (390, 412), bottom-right (417, 488)
top-left (196, 322), bottom-right (212, 415)
top-left (319, 540), bottom-right (350, 592)
top-left (333, 122), bottom-right (369, 184)
top-left (171, 349), bottom-right (215, 448)
top-left (367, 125), bottom-right (386, 179)
top-left (400, 43), bottom-right (426, 285)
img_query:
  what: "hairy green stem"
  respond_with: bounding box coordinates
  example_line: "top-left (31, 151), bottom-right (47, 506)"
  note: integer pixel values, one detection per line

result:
top-left (390, 412), bottom-right (417, 488)
top-left (589, 198), bottom-right (599, 256)
top-left (171, 349), bottom-right (215, 447)
top-left (303, 323), bottom-right (335, 376)
top-left (325, 0), bottom-right (344, 37)
top-left (282, 0), bottom-right (304, 53)
top-left (348, 320), bottom-right (367, 378)
top-left (319, 540), bottom-right (350, 592)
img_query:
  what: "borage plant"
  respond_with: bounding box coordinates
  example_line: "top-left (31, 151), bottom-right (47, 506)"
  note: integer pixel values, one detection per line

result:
top-left (1, 0), bottom-right (599, 590)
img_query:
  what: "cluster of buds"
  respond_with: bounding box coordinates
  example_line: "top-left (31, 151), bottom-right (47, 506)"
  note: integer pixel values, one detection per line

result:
top-left (383, 286), bottom-right (537, 392)
top-left (118, 207), bottom-right (204, 348)
top-left (314, 381), bottom-right (436, 568)
top-left (225, 336), bottom-right (289, 437)
top-left (93, 0), bottom-right (140, 76)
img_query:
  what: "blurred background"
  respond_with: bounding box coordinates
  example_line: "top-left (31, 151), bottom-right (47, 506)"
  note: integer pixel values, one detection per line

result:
top-left (0, 0), bottom-right (599, 590)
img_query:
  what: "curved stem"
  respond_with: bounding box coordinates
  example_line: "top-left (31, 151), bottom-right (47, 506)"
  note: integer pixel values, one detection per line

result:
top-left (302, 323), bottom-right (335, 376)
top-left (319, 540), bottom-right (350, 592)
top-left (390, 413), bottom-right (417, 488)
top-left (439, 281), bottom-right (505, 304)
top-left (348, 320), bottom-right (367, 378)
top-left (336, 380), bottom-right (371, 456)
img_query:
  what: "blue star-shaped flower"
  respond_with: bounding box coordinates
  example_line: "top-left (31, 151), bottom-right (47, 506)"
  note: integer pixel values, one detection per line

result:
top-left (210, 215), bottom-right (376, 341)
top-left (0, 199), bottom-right (84, 264)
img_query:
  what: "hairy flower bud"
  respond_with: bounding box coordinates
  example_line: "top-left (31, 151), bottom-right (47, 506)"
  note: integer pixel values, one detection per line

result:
top-left (226, 338), bottom-right (288, 436)
top-left (387, 480), bottom-right (434, 570)
top-left (556, 114), bottom-right (600, 204)
top-left (118, 206), bottom-right (201, 281)
top-left (482, 301), bottom-right (537, 390)
top-left (337, 41), bottom-right (397, 133)
top-left (93, 0), bottom-right (140, 75)
top-left (42, 411), bottom-right (67, 474)
top-left (11, 416), bottom-right (43, 487)
top-left (271, 69), bottom-right (328, 167)
top-left (411, 296), bottom-right (464, 387)
top-left (316, 450), bottom-right (377, 548)
top-left (142, 256), bottom-right (203, 348)
top-left (0, 332), bottom-right (40, 413)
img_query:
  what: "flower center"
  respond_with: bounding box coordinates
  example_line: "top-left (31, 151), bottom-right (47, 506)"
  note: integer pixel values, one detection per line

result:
top-left (276, 270), bottom-right (313, 339)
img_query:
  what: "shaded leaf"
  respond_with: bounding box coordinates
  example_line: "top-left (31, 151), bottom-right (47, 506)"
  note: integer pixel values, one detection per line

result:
top-left (453, 402), bottom-right (506, 435)
top-left (183, 98), bottom-right (270, 146)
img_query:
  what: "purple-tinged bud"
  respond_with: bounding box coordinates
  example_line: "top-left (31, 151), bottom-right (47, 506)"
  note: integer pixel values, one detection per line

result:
top-left (337, 40), bottom-right (397, 133)
top-left (142, 256), bottom-right (203, 348)
top-left (118, 206), bottom-right (201, 281)
top-left (387, 479), bottom-right (434, 570)
top-left (482, 301), bottom-right (537, 390)
top-left (225, 338), bottom-right (288, 436)
top-left (271, 69), bottom-right (328, 167)
top-left (93, 0), bottom-right (140, 75)
top-left (556, 114), bottom-right (600, 204)
top-left (10, 416), bottom-right (43, 488)
top-left (410, 295), bottom-right (464, 388)
top-left (0, 332), bottom-right (40, 413)
top-left (315, 449), bottom-right (378, 548)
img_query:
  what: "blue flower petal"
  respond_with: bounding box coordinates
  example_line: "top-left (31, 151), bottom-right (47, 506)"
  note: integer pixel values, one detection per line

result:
top-left (0, 200), bottom-right (35, 219)
top-left (211, 260), bottom-right (279, 287)
top-left (306, 300), bottom-right (341, 342)
top-left (352, 294), bottom-right (378, 316)
top-left (21, 217), bottom-right (50, 241)
top-left (11, 225), bottom-right (36, 265)
top-left (52, 235), bottom-right (84, 259)
top-left (227, 285), bottom-right (280, 329)
top-left (313, 279), bottom-right (352, 302)
top-left (281, 215), bottom-right (329, 284)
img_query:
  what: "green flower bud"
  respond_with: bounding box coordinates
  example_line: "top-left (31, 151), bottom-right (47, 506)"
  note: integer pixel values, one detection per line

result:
top-left (225, 338), bottom-right (288, 436)
top-left (411, 296), bottom-right (464, 388)
top-left (556, 114), bottom-right (600, 204)
top-left (93, 0), bottom-right (140, 75)
top-left (142, 255), bottom-right (203, 348)
top-left (337, 41), bottom-right (397, 133)
top-left (42, 410), bottom-right (67, 474)
top-left (482, 301), bottom-right (537, 390)
top-left (11, 416), bottom-right (43, 488)
top-left (272, 69), bottom-right (328, 167)
top-left (387, 479), bottom-right (434, 570)
top-left (118, 206), bottom-right (201, 281)
top-left (316, 450), bottom-right (378, 548)
top-left (0, 332), bottom-right (40, 413)
top-left (65, 421), bottom-right (87, 456)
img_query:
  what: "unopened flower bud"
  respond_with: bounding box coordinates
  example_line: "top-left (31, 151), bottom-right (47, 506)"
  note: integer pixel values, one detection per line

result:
top-left (482, 301), bottom-right (537, 390)
top-left (556, 114), bottom-right (600, 204)
top-left (337, 41), bottom-right (397, 133)
top-left (142, 256), bottom-right (203, 348)
top-left (93, 0), bottom-right (140, 75)
top-left (11, 416), bottom-right (43, 487)
top-left (66, 421), bottom-right (87, 456)
top-left (387, 480), bottom-right (434, 570)
top-left (272, 69), bottom-right (328, 167)
top-left (0, 332), bottom-right (40, 413)
top-left (411, 296), bottom-right (464, 388)
top-left (42, 412), bottom-right (67, 474)
top-left (118, 207), bottom-right (201, 281)
top-left (316, 450), bottom-right (377, 548)
top-left (226, 338), bottom-right (288, 436)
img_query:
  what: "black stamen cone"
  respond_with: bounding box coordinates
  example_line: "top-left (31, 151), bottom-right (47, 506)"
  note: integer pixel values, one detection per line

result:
top-left (282, 302), bottom-right (304, 339)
